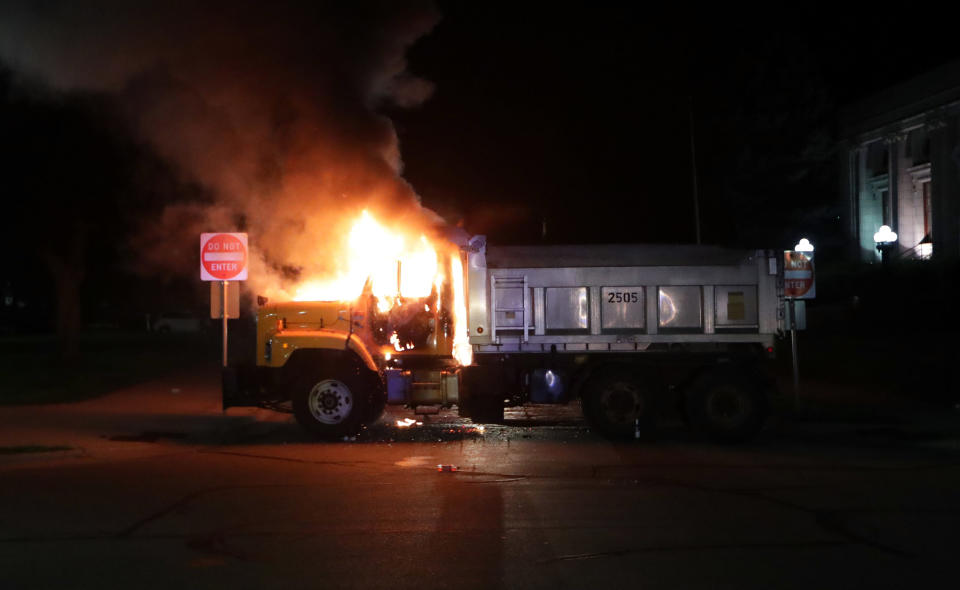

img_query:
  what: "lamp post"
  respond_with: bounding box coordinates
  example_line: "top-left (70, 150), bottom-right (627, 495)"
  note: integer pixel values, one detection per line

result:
top-left (787, 238), bottom-right (813, 404)
top-left (873, 225), bottom-right (897, 267)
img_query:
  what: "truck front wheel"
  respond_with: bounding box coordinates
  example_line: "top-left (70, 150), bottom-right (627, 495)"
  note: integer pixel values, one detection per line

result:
top-left (293, 372), bottom-right (366, 439)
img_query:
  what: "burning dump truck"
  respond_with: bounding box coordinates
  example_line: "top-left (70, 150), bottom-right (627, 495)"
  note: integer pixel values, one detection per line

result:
top-left (224, 212), bottom-right (783, 442)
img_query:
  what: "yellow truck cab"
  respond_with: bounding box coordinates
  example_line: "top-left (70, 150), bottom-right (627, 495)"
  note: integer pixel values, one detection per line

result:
top-left (224, 283), bottom-right (461, 439)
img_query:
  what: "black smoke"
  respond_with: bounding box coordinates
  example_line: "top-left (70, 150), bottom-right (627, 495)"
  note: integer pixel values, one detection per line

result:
top-left (0, 0), bottom-right (441, 296)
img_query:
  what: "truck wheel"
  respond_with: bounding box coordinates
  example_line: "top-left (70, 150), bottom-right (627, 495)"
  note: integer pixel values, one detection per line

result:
top-left (293, 371), bottom-right (366, 439)
top-left (582, 369), bottom-right (656, 440)
top-left (686, 373), bottom-right (766, 443)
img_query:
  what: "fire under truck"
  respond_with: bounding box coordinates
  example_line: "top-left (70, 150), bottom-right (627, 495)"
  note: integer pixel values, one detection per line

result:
top-left (223, 235), bottom-right (784, 442)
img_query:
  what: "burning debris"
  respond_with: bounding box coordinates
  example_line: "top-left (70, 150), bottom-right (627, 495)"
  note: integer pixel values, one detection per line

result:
top-left (395, 418), bottom-right (423, 428)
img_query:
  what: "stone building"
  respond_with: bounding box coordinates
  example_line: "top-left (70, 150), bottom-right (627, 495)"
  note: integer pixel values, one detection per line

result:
top-left (841, 60), bottom-right (960, 262)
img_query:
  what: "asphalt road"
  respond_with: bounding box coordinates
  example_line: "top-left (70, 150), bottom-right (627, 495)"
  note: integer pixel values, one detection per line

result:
top-left (2, 369), bottom-right (959, 589)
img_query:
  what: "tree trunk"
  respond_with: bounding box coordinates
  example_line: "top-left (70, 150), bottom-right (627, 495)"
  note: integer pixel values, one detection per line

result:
top-left (42, 225), bottom-right (86, 363)
top-left (51, 266), bottom-right (83, 361)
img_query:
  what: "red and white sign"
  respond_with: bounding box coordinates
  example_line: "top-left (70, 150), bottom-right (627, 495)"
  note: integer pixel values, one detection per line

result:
top-left (200, 233), bottom-right (248, 281)
top-left (783, 250), bottom-right (815, 299)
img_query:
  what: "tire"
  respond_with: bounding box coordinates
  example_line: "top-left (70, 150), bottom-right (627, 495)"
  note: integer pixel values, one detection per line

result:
top-left (293, 369), bottom-right (367, 439)
top-left (582, 368), bottom-right (656, 440)
top-left (686, 371), bottom-right (766, 443)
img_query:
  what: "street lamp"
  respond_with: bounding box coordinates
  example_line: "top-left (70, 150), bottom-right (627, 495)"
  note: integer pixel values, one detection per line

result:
top-left (873, 225), bottom-right (898, 266)
top-left (794, 238), bottom-right (814, 252)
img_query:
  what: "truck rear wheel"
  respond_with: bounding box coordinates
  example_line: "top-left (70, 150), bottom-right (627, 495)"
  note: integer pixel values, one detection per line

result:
top-left (686, 372), bottom-right (766, 443)
top-left (293, 370), bottom-right (366, 439)
top-left (582, 368), bottom-right (656, 440)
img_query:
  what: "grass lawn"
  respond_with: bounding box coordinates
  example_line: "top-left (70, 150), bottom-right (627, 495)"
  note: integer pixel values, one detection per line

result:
top-left (0, 331), bottom-right (217, 405)
top-left (0, 445), bottom-right (73, 454)
top-left (773, 328), bottom-right (959, 407)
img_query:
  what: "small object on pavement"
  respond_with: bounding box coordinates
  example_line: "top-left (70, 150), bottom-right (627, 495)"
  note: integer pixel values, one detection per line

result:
top-left (437, 464), bottom-right (458, 472)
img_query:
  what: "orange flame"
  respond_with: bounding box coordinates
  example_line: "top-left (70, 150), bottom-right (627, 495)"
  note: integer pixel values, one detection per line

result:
top-left (450, 252), bottom-right (472, 366)
top-left (278, 210), bottom-right (472, 366)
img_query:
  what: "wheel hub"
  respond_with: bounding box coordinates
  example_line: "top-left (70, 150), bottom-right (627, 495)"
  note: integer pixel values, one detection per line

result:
top-left (321, 392), bottom-right (339, 410)
top-left (707, 388), bottom-right (750, 428)
top-left (600, 382), bottom-right (643, 425)
top-left (307, 379), bottom-right (353, 425)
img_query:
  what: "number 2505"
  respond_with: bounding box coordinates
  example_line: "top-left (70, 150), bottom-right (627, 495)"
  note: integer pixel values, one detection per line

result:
top-left (607, 291), bottom-right (640, 303)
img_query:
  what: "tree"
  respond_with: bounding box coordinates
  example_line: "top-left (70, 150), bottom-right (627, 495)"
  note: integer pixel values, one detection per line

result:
top-left (1, 71), bottom-right (130, 359)
top-left (691, 34), bottom-right (839, 249)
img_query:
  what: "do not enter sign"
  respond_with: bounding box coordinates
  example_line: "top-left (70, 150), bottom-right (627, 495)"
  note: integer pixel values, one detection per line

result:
top-left (783, 250), bottom-right (815, 299)
top-left (201, 233), bottom-right (248, 281)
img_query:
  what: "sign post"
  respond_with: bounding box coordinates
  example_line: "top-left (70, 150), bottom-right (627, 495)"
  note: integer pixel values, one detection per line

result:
top-left (222, 282), bottom-right (228, 367)
top-left (201, 233), bottom-right (248, 367)
top-left (783, 250), bottom-right (815, 407)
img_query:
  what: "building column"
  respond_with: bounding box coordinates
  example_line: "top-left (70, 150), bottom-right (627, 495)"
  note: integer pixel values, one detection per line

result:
top-left (854, 145), bottom-right (876, 262)
top-left (896, 131), bottom-right (920, 253)
top-left (885, 132), bottom-right (907, 250)
top-left (928, 112), bottom-right (960, 260)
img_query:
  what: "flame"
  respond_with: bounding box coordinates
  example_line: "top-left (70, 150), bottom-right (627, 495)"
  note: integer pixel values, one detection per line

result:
top-left (389, 332), bottom-right (412, 352)
top-left (293, 210), bottom-right (416, 303)
top-left (450, 252), bottom-right (473, 366)
top-left (279, 209), bottom-right (471, 366)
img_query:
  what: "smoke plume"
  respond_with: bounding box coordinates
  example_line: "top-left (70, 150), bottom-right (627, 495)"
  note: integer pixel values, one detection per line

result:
top-left (0, 0), bottom-right (442, 297)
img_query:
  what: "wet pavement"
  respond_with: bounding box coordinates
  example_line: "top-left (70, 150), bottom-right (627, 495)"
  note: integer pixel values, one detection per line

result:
top-left (1, 369), bottom-right (959, 588)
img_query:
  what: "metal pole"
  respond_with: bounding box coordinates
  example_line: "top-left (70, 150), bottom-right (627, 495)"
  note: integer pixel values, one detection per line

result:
top-left (789, 298), bottom-right (799, 406)
top-left (222, 280), bottom-right (228, 368)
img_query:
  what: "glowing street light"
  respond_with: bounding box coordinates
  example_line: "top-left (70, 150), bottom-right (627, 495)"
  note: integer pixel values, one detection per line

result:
top-left (794, 238), bottom-right (814, 252)
top-left (873, 225), bottom-right (898, 245)
top-left (873, 225), bottom-right (898, 266)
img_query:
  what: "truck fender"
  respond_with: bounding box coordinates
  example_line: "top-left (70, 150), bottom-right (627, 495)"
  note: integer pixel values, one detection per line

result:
top-left (270, 329), bottom-right (379, 374)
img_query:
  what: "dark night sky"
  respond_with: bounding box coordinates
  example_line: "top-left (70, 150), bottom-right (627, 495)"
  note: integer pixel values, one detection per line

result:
top-left (393, 4), bottom-right (960, 248)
